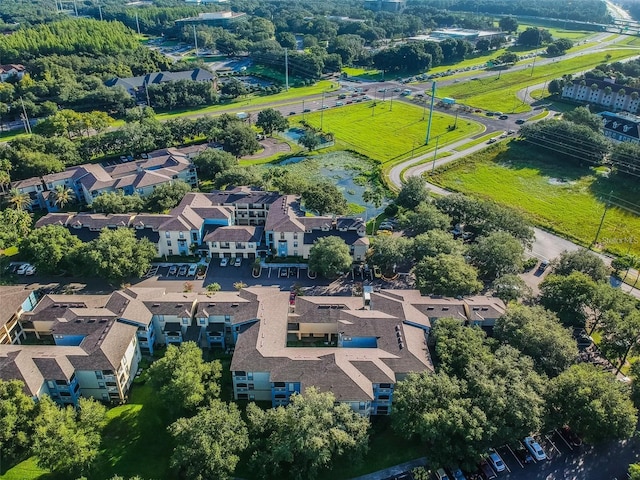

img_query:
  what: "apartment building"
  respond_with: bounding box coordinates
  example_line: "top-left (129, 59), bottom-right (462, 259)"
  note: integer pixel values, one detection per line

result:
top-left (561, 77), bottom-right (640, 114)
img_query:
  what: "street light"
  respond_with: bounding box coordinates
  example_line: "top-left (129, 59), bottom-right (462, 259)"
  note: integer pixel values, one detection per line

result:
top-left (431, 135), bottom-right (441, 173)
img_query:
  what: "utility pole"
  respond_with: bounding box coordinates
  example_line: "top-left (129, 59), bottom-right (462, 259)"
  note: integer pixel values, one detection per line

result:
top-left (135, 12), bottom-right (141, 35)
top-left (144, 80), bottom-right (151, 108)
top-left (284, 48), bottom-right (289, 91)
top-left (98, 3), bottom-right (103, 21)
top-left (73, 0), bottom-right (78, 16)
top-left (193, 24), bottom-right (199, 57)
top-left (431, 135), bottom-right (440, 172)
top-left (425, 81), bottom-right (436, 144)
top-left (592, 191), bottom-right (613, 249)
top-left (20, 97), bottom-right (31, 134)
top-left (320, 92), bottom-right (325, 130)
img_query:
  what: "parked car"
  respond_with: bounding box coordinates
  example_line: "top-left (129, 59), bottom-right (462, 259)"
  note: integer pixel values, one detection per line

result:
top-left (523, 437), bottom-right (547, 461)
top-left (178, 265), bottom-right (189, 276)
top-left (498, 115), bottom-right (509, 120)
top-left (479, 460), bottom-right (497, 479)
top-left (452, 467), bottom-right (467, 480)
top-left (537, 260), bottom-right (549, 273)
top-left (575, 330), bottom-right (593, 347)
top-left (16, 264), bottom-right (30, 275)
top-left (488, 452), bottom-right (506, 472)
top-left (25, 265), bottom-right (36, 276)
top-left (168, 265), bottom-right (178, 276)
top-left (561, 426), bottom-right (583, 447)
top-left (515, 119), bottom-right (526, 125)
top-left (289, 111), bottom-right (296, 116)
top-left (373, 265), bottom-right (382, 278)
top-left (233, 257), bottom-right (242, 267)
top-left (220, 257), bottom-right (229, 267)
top-left (188, 264), bottom-right (198, 276)
top-left (436, 468), bottom-right (451, 480)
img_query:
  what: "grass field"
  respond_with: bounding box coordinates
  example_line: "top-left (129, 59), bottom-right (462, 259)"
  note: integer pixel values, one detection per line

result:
top-left (299, 101), bottom-right (483, 164)
top-left (452, 131), bottom-right (501, 151)
top-left (437, 48), bottom-right (640, 113)
top-left (430, 141), bottom-right (640, 257)
top-left (342, 66), bottom-right (384, 81)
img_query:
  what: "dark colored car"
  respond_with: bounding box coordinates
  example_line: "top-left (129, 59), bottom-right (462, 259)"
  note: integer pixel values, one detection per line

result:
top-left (515, 119), bottom-right (526, 124)
top-left (537, 260), bottom-right (549, 273)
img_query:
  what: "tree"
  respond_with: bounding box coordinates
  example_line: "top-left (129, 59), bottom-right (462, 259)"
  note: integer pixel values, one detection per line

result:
top-left (12, 151), bottom-right (65, 180)
top-left (412, 229), bottom-right (464, 261)
top-left (432, 318), bottom-right (492, 378)
top-left (256, 108), bottom-right (289, 137)
top-left (169, 400), bottom-right (249, 480)
top-left (308, 236), bottom-right (352, 278)
top-left (0, 380), bottom-right (36, 466)
top-left (398, 201), bottom-right (451, 236)
top-left (552, 249), bottom-right (609, 282)
top-left (82, 228), bottom-right (157, 283)
top-left (545, 364), bottom-right (637, 443)
top-left (476, 38), bottom-right (491, 52)
top-left (299, 132), bottom-right (320, 151)
top-left (492, 274), bottom-right (531, 303)
top-left (518, 27), bottom-right (551, 47)
top-left (52, 184), bottom-right (75, 209)
top-left (32, 396), bottom-right (106, 476)
top-left (20, 225), bottom-right (81, 274)
top-left (563, 106), bottom-right (605, 132)
top-left (7, 188), bottom-right (31, 211)
top-left (369, 235), bottom-right (412, 274)
top-left (221, 124), bottom-right (260, 158)
top-left (145, 181), bottom-right (191, 212)
top-left (499, 16), bottom-right (519, 34)
top-left (193, 149), bottom-right (237, 181)
top-left (147, 342), bottom-right (222, 418)
top-left (246, 387), bottom-right (369, 480)
top-left (0, 208), bottom-right (32, 249)
top-left (539, 272), bottom-right (597, 328)
top-left (414, 254), bottom-right (482, 297)
top-left (90, 192), bottom-right (145, 214)
top-left (494, 304), bottom-right (578, 377)
top-left (393, 371), bottom-right (489, 471)
top-left (220, 77), bottom-right (249, 98)
top-left (599, 308), bottom-right (640, 374)
top-left (468, 231), bottom-right (524, 280)
top-left (630, 463), bottom-right (640, 480)
top-left (277, 32), bottom-right (297, 49)
top-left (396, 176), bottom-right (429, 210)
top-left (302, 182), bottom-right (348, 215)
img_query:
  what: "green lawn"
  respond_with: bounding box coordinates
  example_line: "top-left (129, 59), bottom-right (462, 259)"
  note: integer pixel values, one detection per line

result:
top-left (437, 49), bottom-right (640, 113)
top-left (342, 66), bottom-right (384, 81)
top-left (299, 101), bottom-right (483, 164)
top-left (430, 141), bottom-right (640, 257)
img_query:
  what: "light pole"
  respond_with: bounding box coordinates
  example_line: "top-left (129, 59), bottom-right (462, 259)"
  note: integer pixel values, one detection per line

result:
top-left (320, 92), bottom-right (325, 130)
top-left (302, 99), bottom-right (305, 120)
top-left (530, 29), bottom-right (542, 78)
top-left (591, 190), bottom-right (613, 249)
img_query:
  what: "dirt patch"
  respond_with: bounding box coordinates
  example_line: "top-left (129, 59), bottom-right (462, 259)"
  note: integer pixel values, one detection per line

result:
top-left (242, 138), bottom-right (291, 160)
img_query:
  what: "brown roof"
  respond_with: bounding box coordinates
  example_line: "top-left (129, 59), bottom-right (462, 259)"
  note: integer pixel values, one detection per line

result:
top-left (203, 225), bottom-right (263, 243)
top-left (0, 286), bottom-right (34, 331)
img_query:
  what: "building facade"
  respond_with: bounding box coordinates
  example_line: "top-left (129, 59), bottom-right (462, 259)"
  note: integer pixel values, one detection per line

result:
top-left (600, 111), bottom-right (640, 143)
top-left (561, 78), bottom-right (640, 114)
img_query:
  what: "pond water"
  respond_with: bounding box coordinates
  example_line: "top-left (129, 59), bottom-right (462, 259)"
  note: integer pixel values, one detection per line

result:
top-left (264, 151), bottom-right (388, 218)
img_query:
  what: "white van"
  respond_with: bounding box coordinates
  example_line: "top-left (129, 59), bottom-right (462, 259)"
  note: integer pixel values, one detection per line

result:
top-left (436, 468), bottom-right (451, 480)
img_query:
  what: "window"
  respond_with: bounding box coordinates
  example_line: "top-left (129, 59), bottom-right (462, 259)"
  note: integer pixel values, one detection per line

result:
top-left (248, 384), bottom-right (254, 390)
top-left (166, 240), bottom-right (172, 246)
top-left (199, 319), bottom-right (205, 325)
top-left (95, 371), bottom-right (103, 379)
top-left (47, 380), bottom-right (55, 389)
top-left (274, 382), bottom-right (286, 388)
top-left (359, 402), bottom-right (366, 410)
top-left (98, 382), bottom-right (105, 388)
top-left (237, 393), bottom-right (248, 400)
top-left (288, 383), bottom-right (295, 392)
top-left (379, 395), bottom-right (390, 401)
top-left (293, 232), bottom-right (298, 239)
top-left (60, 391), bottom-right (71, 397)
top-left (234, 371), bottom-right (246, 377)
top-left (280, 232), bottom-right (285, 240)
top-left (165, 232), bottom-right (171, 239)
top-left (192, 232), bottom-right (198, 242)
top-left (247, 372), bottom-right (253, 380)
top-left (293, 241), bottom-right (298, 248)
top-left (379, 383), bottom-right (392, 389)
top-left (182, 318), bottom-right (189, 325)
top-left (55, 379), bottom-right (67, 386)
top-left (237, 243), bottom-right (245, 249)
top-left (179, 232), bottom-right (185, 239)
top-left (168, 249), bottom-right (173, 255)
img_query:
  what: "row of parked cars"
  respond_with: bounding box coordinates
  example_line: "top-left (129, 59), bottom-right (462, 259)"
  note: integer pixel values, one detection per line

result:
top-left (167, 264), bottom-right (198, 277)
top-left (8, 263), bottom-right (36, 276)
top-left (436, 436), bottom-right (548, 480)
top-left (220, 257), bottom-right (242, 267)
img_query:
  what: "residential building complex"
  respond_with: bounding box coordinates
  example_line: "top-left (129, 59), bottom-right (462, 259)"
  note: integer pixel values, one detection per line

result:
top-left (175, 11), bottom-right (247, 26)
top-left (599, 111), bottom-right (640, 143)
top-left (12, 147), bottom-right (199, 212)
top-left (105, 68), bottom-right (216, 97)
top-left (0, 64), bottom-right (25, 82)
top-left (36, 188), bottom-right (370, 261)
top-left (561, 77), bottom-right (640, 114)
top-left (0, 284), bottom-right (505, 415)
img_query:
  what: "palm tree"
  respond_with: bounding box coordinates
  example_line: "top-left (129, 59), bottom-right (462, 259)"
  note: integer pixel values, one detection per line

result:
top-left (53, 185), bottom-right (74, 209)
top-left (7, 188), bottom-right (31, 211)
top-left (618, 88), bottom-right (626, 97)
top-left (0, 170), bottom-right (10, 196)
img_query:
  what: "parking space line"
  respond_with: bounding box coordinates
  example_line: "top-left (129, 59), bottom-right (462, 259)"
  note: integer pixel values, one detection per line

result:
top-left (520, 441), bottom-right (537, 464)
top-left (505, 444), bottom-right (524, 469)
top-left (545, 434), bottom-right (561, 455)
top-left (554, 429), bottom-right (573, 451)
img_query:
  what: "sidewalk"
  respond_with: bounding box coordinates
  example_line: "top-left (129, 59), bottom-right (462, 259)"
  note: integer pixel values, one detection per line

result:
top-left (350, 457), bottom-right (428, 480)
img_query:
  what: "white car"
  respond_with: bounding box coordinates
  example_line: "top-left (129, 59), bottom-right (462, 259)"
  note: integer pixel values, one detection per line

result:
top-left (25, 265), bottom-right (36, 276)
top-left (233, 257), bottom-right (242, 267)
top-left (220, 257), bottom-right (229, 267)
top-left (16, 264), bottom-right (31, 275)
top-left (523, 436), bottom-right (547, 461)
top-left (488, 451), bottom-right (506, 472)
top-left (187, 264), bottom-right (198, 276)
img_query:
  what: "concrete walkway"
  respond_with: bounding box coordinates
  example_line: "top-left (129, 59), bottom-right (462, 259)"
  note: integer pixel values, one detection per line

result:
top-left (350, 457), bottom-right (428, 480)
